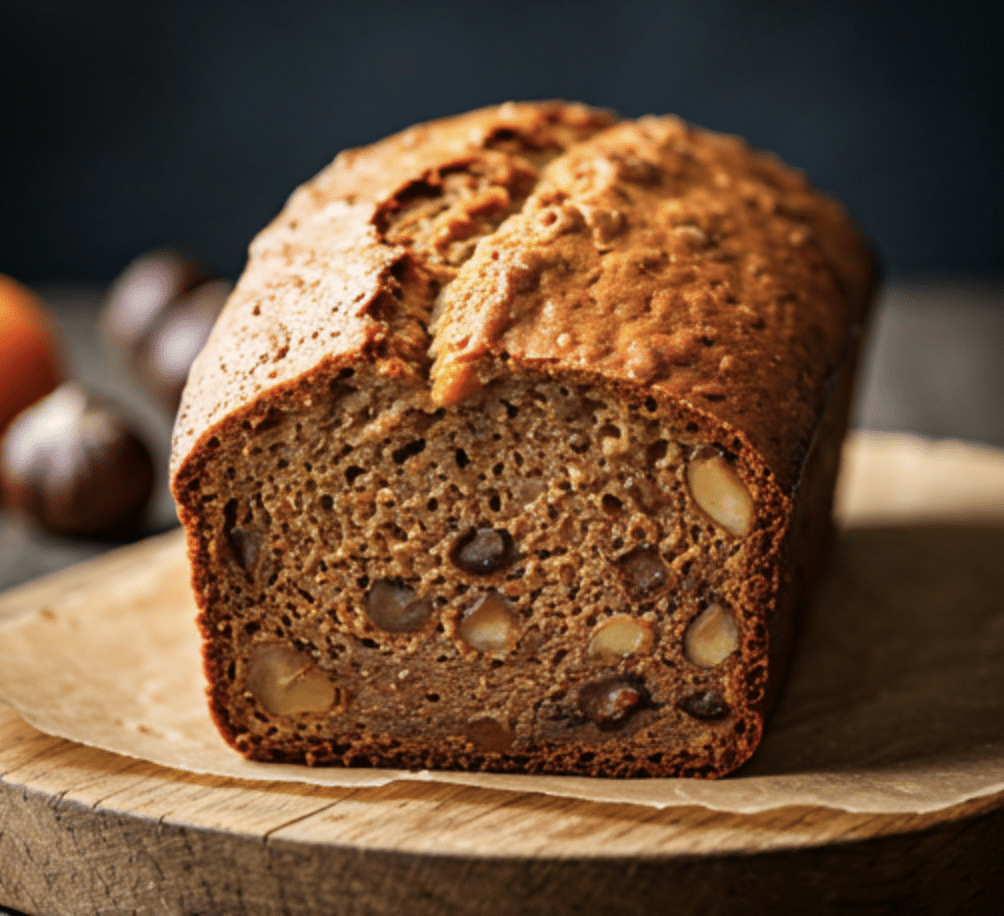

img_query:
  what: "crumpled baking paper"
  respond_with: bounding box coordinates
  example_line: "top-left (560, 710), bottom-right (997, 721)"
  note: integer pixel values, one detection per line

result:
top-left (1, 431), bottom-right (1003, 814)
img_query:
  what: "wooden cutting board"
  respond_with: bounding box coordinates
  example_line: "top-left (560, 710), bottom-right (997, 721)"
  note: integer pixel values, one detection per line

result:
top-left (3, 433), bottom-right (1004, 915)
top-left (2, 697), bottom-right (1002, 916)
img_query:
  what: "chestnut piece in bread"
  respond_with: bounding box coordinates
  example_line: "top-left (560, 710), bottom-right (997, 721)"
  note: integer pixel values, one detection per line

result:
top-left (170, 102), bottom-right (877, 777)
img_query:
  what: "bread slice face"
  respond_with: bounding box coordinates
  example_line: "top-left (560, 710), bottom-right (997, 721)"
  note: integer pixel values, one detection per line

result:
top-left (171, 101), bottom-right (876, 777)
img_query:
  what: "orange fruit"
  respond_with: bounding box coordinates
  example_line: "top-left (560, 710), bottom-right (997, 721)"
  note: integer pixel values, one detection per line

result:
top-left (0, 274), bottom-right (63, 435)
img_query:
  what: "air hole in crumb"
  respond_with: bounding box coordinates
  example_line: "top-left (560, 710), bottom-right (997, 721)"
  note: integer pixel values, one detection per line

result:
top-left (601, 494), bottom-right (623, 516)
top-left (492, 462), bottom-right (504, 476)
top-left (455, 448), bottom-right (470, 469)
top-left (357, 575), bottom-right (370, 588)
top-left (252, 407), bottom-right (284, 435)
top-left (514, 452), bottom-right (524, 467)
top-left (392, 439), bottom-right (426, 464)
top-left (501, 399), bottom-right (519, 419)
top-left (489, 494), bottom-right (501, 512)
top-left (646, 440), bottom-right (668, 465)
top-left (345, 466), bottom-right (366, 484)
top-left (644, 397), bottom-right (658, 412)
top-left (552, 648), bottom-right (568, 665)
top-left (426, 693), bottom-right (440, 703)
top-left (360, 638), bottom-right (378, 649)
top-left (427, 498), bottom-right (439, 511)
top-left (320, 495), bottom-right (334, 511)
top-left (227, 662), bottom-right (236, 681)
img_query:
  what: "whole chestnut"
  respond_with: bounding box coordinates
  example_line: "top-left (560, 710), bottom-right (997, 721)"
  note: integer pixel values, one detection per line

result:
top-left (0, 383), bottom-right (155, 537)
top-left (133, 278), bottom-right (232, 412)
top-left (100, 248), bottom-right (214, 355)
top-left (100, 249), bottom-right (230, 413)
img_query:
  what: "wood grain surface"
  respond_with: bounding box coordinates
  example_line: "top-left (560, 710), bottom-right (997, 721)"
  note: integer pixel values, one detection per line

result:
top-left (2, 691), bottom-right (1004, 913)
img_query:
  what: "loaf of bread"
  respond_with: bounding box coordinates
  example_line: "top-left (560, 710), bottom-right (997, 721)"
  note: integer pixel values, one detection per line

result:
top-left (170, 101), bottom-right (877, 778)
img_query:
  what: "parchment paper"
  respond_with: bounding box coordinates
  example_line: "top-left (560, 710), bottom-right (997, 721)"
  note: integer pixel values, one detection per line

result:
top-left (2, 431), bottom-right (1003, 814)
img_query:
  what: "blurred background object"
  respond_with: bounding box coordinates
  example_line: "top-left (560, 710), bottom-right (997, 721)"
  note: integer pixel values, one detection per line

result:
top-left (100, 249), bottom-right (216, 358)
top-left (100, 249), bottom-right (231, 412)
top-left (856, 279), bottom-right (1004, 447)
top-left (0, 275), bottom-right (63, 434)
top-left (0, 382), bottom-right (154, 537)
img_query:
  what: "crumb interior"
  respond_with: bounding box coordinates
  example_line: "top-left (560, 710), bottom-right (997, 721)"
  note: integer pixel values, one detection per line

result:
top-left (198, 366), bottom-right (764, 777)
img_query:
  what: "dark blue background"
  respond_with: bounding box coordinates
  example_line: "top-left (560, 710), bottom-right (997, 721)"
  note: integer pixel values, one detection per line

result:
top-left (2, 0), bottom-right (1001, 281)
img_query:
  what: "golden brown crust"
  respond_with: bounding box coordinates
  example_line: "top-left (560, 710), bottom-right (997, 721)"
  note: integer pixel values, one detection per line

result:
top-left (170, 101), bottom-right (877, 779)
top-left (428, 116), bottom-right (875, 491)
top-left (170, 101), bottom-right (617, 481)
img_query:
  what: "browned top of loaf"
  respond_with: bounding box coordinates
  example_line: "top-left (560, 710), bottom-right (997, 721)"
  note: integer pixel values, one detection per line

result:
top-left (171, 101), bottom-right (876, 494)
